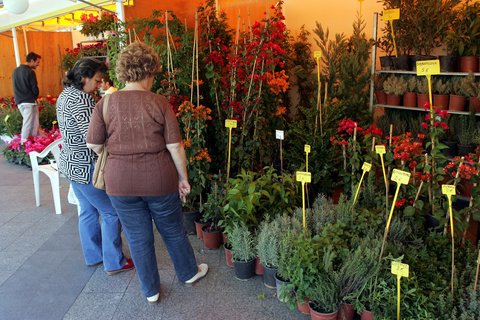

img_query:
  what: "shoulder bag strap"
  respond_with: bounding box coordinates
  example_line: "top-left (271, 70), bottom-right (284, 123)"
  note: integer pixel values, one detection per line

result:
top-left (102, 94), bottom-right (110, 126)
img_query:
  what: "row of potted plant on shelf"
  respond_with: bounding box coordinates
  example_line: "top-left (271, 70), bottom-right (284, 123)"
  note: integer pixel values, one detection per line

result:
top-left (375, 73), bottom-right (480, 112)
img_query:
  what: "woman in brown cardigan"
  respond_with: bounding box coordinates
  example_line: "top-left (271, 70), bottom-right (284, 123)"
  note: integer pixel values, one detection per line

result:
top-left (86, 42), bottom-right (207, 305)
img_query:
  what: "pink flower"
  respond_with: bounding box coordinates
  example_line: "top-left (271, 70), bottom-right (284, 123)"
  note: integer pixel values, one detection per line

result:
top-left (421, 122), bottom-right (428, 129)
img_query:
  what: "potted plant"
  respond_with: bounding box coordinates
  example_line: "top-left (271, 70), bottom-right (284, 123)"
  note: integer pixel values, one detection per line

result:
top-left (79, 13), bottom-right (101, 39)
top-left (450, 77), bottom-right (468, 111)
top-left (383, 75), bottom-right (407, 106)
top-left (445, 1), bottom-right (480, 72)
top-left (256, 219), bottom-right (280, 289)
top-left (457, 109), bottom-right (477, 156)
top-left (459, 72), bottom-right (480, 113)
top-left (433, 79), bottom-right (453, 110)
top-left (229, 221), bottom-right (257, 280)
top-left (308, 248), bottom-right (340, 320)
top-left (199, 190), bottom-right (224, 250)
top-left (416, 77), bottom-right (430, 108)
top-left (374, 73), bottom-right (388, 105)
top-left (404, 76), bottom-right (417, 108)
top-left (98, 12), bottom-right (116, 38)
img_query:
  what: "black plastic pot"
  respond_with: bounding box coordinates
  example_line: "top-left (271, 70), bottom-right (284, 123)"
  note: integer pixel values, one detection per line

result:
top-left (275, 272), bottom-right (294, 303)
top-left (457, 144), bottom-right (475, 157)
top-left (263, 265), bottom-right (278, 289)
top-left (411, 55), bottom-right (436, 71)
top-left (379, 56), bottom-right (393, 70)
top-left (392, 55), bottom-right (411, 70)
top-left (182, 209), bottom-right (201, 235)
top-left (438, 55), bottom-right (456, 72)
top-left (233, 258), bottom-right (255, 280)
top-left (440, 140), bottom-right (457, 158)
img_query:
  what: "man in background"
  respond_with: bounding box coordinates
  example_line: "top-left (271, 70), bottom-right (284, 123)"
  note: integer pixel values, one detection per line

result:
top-left (12, 52), bottom-right (43, 142)
top-left (101, 75), bottom-right (117, 96)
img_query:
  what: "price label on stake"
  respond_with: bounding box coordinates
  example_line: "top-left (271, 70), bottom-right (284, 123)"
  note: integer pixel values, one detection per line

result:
top-left (392, 261), bottom-right (409, 278)
top-left (375, 145), bottom-right (386, 155)
top-left (442, 184), bottom-right (456, 197)
top-left (392, 261), bottom-right (409, 320)
top-left (304, 145), bottom-right (311, 153)
top-left (225, 119), bottom-right (237, 128)
top-left (305, 145), bottom-right (311, 173)
top-left (296, 171), bottom-right (311, 229)
top-left (296, 171), bottom-right (311, 183)
top-left (314, 51), bottom-right (322, 59)
top-left (391, 169), bottom-right (411, 185)
top-left (416, 60), bottom-right (440, 76)
top-left (383, 9), bottom-right (400, 21)
top-left (276, 130), bottom-right (284, 140)
top-left (362, 162), bottom-right (372, 172)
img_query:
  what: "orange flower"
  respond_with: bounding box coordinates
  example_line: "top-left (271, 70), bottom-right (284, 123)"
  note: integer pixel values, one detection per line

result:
top-left (266, 70), bottom-right (290, 94)
top-left (275, 106), bottom-right (287, 116)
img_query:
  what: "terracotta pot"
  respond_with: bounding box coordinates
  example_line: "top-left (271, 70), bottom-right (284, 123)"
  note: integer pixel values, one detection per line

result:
top-left (375, 90), bottom-right (387, 105)
top-left (361, 310), bottom-right (374, 320)
top-left (222, 232), bottom-right (228, 244)
top-left (202, 226), bottom-right (222, 249)
top-left (386, 93), bottom-right (402, 106)
top-left (255, 256), bottom-right (264, 275)
top-left (403, 92), bottom-right (417, 108)
top-left (469, 97), bottom-right (480, 113)
top-left (433, 94), bottom-right (449, 110)
top-left (417, 93), bottom-right (430, 109)
top-left (462, 180), bottom-right (474, 197)
top-left (309, 302), bottom-right (339, 320)
top-left (459, 56), bottom-right (478, 73)
top-left (194, 218), bottom-right (210, 240)
top-left (337, 303), bottom-right (355, 320)
top-left (296, 295), bottom-right (311, 315)
top-left (224, 243), bottom-right (234, 268)
top-left (449, 95), bottom-right (467, 112)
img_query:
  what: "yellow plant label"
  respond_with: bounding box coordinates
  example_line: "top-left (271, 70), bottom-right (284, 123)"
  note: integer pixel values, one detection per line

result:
top-left (375, 145), bottom-right (386, 155)
top-left (362, 162), bottom-right (372, 172)
top-left (314, 51), bottom-right (322, 59)
top-left (296, 171), bottom-right (312, 183)
top-left (276, 130), bottom-right (284, 140)
top-left (225, 119), bottom-right (237, 128)
top-left (392, 261), bottom-right (409, 278)
top-left (416, 60), bottom-right (440, 76)
top-left (442, 184), bottom-right (456, 197)
top-left (383, 9), bottom-right (400, 21)
top-left (391, 169), bottom-right (410, 185)
top-left (304, 145), bottom-right (311, 153)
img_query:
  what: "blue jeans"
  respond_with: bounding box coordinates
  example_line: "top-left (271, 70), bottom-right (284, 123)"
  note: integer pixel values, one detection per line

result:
top-left (71, 177), bottom-right (126, 271)
top-left (109, 191), bottom-right (197, 297)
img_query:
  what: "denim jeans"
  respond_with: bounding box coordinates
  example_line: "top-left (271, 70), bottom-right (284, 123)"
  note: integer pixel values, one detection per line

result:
top-left (71, 176), bottom-right (126, 271)
top-left (109, 191), bottom-right (197, 297)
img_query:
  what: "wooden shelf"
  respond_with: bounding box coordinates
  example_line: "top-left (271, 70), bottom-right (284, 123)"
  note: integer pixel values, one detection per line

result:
top-left (375, 104), bottom-right (480, 116)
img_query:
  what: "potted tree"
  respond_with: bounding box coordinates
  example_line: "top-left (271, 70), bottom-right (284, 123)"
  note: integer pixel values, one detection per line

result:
top-left (459, 72), bottom-right (480, 113)
top-left (404, 76), bottom-right (417, 108)
top-left (256, 220), bottom-right (280, 289)
top-left (229, 221), bottom-right (257, 280)
top-left (383, 75), bottom-right (407, 106)
top-left (416, 77), bottom-right (430, 108)
top-left (450, 77), bottom-right (468, 111)
top-left (433, 79), bottom-right (453, 110)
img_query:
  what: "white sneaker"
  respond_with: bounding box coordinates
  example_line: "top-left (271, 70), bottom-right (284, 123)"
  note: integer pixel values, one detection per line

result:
top-left (147, 292), bottom-right (159, 305)
top-left (184, 264), bottom-right (208, 286)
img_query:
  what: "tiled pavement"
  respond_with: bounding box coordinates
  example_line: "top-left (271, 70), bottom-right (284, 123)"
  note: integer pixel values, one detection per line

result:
top-left (0, 139), bottom-right (310, 320)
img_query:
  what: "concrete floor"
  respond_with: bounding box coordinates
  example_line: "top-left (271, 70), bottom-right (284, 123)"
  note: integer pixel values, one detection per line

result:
top-left (0, 139), bottom-right (310, 320)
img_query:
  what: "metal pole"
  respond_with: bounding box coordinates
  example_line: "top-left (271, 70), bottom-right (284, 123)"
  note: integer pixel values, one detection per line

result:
top-left (23, 26), bottom-right (29, 54)
top-left (116, 0), bottom-right (125, 22)
top-left (369, 12), bottom-right (378, 111)
top-left (12, 28), bottom-right (20, 67)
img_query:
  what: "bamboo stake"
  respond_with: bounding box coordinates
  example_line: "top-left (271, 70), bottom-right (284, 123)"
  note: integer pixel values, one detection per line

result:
top-left (248, 7), bottom-right (253, 41)
top-left (205, 16), bottom-right (221, 123)
top-left (461, 157), bottom-right (480, 245)
top-left (195, 12), bottom-right (200, 108)
top-left (475, 248), bottom-right (480, 291)
top-left (190, 13), bottom-right (197, 103)
top-left (352, 124), bottom-right (358, 193)
top-left (444, 157), bottom-right (464, 236)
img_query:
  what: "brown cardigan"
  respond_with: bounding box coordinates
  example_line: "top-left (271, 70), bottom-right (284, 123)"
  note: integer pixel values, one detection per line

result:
top-left (87, 90), bottom-right (182, 197)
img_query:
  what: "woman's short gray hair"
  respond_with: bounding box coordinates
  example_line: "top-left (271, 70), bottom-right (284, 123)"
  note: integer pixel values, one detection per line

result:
top-left (115, 42), bottom-right (161, 83)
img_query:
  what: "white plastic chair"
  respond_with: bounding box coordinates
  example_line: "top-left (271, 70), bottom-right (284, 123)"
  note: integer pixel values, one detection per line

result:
top-left (29, 138), bottom-right (64, 214)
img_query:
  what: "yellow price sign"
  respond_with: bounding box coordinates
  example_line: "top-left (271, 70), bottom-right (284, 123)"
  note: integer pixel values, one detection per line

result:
top-left (314, 51), bottom-right (322, 59)
top-left (442, 184), bottom-right (456, 197)
top-left (225, 119), bottom-right (237, 128)
top-left (296, 171), bottom-right (312, 183)
top-left (391, 169), bottom-right (411, 185)
top-left (362, 162), bottom-right (372, 172)
top-left (375, 145), bottom-right (386, 155)
top-left (416, 60), bottom-right (440, 76)
top-left (392, 261), bottom-right (409, 278)
top-left (383, 8), bottom-right (400, 21)
top-left (304, 145), bottom-right (311, 153)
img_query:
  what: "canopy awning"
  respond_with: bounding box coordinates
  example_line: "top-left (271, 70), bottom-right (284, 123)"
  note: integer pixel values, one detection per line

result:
top-left (0, 0), bottom-right (119, 33)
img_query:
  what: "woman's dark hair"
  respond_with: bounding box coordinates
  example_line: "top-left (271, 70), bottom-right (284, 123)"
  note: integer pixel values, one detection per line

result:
top-left (63, 58), bottom-right (108, 90)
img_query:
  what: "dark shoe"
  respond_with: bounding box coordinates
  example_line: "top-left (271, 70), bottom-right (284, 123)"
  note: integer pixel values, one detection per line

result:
top-left (106, 258), bottom-right (135, 275)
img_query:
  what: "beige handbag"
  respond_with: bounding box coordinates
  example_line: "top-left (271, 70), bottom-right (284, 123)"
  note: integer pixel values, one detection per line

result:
top-left (92, 94), bottom-right (110, 190)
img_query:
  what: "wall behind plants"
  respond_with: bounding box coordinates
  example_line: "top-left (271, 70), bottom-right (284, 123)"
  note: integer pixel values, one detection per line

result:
top-left (0, 30), bottom-right (73, 99)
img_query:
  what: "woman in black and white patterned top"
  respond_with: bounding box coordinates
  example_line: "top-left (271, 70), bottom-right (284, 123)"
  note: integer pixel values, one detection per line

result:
top-left (56, 58), bottom-right (134, 275)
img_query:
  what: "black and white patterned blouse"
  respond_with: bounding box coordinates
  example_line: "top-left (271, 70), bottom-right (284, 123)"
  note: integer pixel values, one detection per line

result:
top-left (56, 86), bottom-right (97, 185)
